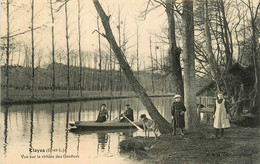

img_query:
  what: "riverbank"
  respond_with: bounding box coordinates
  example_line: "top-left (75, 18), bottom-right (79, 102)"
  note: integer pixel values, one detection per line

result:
top-left (119, 124), bottom-right (259, 164)
top-left (1, 89), bottom-right (174, 105)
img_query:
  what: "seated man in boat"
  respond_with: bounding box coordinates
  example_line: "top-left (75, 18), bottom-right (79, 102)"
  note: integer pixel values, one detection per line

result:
top-left (119, 104), bottom-right (134, 122)
top-left (96, 104), bottom-right (109, 122)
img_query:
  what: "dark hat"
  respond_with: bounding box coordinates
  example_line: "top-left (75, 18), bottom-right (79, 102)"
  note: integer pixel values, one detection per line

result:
top-left (126, 104), bottom-right (130, 106)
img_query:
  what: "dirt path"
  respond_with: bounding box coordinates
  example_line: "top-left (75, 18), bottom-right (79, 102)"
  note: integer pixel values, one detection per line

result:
top-left (120, 125), bottom-right (259, 164)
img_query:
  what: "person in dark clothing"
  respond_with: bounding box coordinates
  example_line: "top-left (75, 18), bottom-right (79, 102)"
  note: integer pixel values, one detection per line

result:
top-left (171, 94), bottom-right (186, 135)
top-left (119, 104), bottom-right (134, 122)
top-left (213, 92), bottom-right (230, 138)
top-left (96, 104), bottom-right (109, 122)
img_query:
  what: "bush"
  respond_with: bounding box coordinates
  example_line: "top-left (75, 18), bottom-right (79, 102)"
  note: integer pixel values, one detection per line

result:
top-left (119, 138), bottom-right (146, 152)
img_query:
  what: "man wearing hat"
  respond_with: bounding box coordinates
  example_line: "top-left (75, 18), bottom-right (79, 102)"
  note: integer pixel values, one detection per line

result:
top-left (171, 94), bottom-right (186, 135)
top-left (119, 104), bottom-right (134, 122)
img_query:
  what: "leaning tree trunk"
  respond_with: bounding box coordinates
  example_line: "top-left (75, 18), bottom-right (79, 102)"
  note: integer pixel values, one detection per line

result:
top-left (165, 0), bottom-right (184, 98)
top-left (92, 0), bottom-right (172, 134)
top-left (182, 0), bottom-right (199, 129)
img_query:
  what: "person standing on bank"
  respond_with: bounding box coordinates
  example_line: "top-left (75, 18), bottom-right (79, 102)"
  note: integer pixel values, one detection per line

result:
top-left (96, 104), bottom-right (109, 122)
top-left (119, 104), bottom-right (134, 122)
top-left (171, 94), bottom-right (186, 135)
top-left (213, 92), bottom-right (231, 138)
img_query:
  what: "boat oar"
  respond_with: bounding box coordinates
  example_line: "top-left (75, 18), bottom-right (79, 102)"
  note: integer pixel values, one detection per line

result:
top-left (122, 115), bottom-right (143, 131)
top-left (113, 115), bottom-right (121, 121)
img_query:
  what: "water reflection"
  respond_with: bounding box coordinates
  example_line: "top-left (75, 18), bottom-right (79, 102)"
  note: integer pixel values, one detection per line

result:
top-left (97, 133), bottom-right (109, 151)
top-left (0, 97), bottom-right (181, 163)
top-left (3, 106), bottom-right (8, 156)
top-left (64, 103), bottom-right (70, 154)
top-left (76, 134), bottom-right (80, 156)
top-left (29, 104), bottom-right (34, 154)
top-left (50, 103), bottom-right (54, 153)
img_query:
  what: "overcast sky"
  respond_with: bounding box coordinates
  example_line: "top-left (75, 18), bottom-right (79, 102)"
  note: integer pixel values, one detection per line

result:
top-left (1, 0), bottom-right (169, 69)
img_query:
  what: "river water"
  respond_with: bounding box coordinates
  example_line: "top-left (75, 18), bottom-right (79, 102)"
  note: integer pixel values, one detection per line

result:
top-left (1, 97), bottom-right (212, 164)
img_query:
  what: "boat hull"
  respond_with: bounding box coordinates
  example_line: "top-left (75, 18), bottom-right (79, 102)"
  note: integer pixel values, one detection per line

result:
top-left (69, 120), bottom-right (143, 131)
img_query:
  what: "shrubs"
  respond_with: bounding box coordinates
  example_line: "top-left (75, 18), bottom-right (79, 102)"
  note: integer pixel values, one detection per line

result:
top-left (119, 137), bottom-right (146, 152)
top-left (231, 115), bottom-right (259, 127)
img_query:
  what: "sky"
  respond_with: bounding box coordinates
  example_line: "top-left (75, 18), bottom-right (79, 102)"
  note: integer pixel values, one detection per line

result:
top-left (1, 0), bottom-right (169, 70)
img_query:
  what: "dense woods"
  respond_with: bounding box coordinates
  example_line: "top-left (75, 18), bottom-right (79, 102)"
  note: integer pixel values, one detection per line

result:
top-left (1, 0), bottom-right (259, 131)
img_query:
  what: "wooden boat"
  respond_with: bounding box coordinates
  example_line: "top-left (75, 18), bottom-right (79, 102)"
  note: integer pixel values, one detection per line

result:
top-left (69, 120), bottom-right (144, 131)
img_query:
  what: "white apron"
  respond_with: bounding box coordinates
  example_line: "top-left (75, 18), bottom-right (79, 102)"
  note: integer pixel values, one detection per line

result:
top-left (213, 99), bottom-right (231, 129)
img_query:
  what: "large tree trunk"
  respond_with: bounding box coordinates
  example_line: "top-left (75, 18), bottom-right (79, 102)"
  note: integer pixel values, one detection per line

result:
top-left (182, 1), bottom-right (199, 129)
top-left (165, 0), bottom-right (184, 98)
top-left (92, 0), bottom-right (172, 134)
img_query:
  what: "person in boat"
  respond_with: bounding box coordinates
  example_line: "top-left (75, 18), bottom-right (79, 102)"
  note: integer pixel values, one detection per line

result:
top-left (213, 91), bottom-right (231, 138)
top-left (119, 104), bottom-right (134, 122)
top-left (171, 94), bottom-right (186, 136)
top-left (96, 104), bottom-right (109, 122)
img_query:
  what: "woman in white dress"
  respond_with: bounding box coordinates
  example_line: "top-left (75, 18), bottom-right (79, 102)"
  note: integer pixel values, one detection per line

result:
top-left (213, 92), bottom-right (231, 138)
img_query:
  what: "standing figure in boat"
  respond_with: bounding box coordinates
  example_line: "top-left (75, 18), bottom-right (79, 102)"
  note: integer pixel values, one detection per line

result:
top-left (213, 92), bottom-right (231, 138)
top-left (119, 104), bottom-right (134, 122)
top-left (171, 94), bottom-right (186, 136)
top-left (96, 104), bottom-right (109, 122)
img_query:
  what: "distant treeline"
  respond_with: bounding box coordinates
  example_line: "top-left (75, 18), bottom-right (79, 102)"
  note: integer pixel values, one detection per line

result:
top-left (1, 63), bottom-right (174, 93)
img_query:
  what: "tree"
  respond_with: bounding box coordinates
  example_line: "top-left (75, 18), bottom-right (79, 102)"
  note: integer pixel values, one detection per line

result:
top-left (149, 33), bottom-right (155, 93)
top-left (65, 0), bottom-right (70, 97)
top-left (165, 0), bottom-right (184, 97)
top-left (78, 0), bottom-right (83, 97)
top-left (242, 0), bottom-right (260, 112)
top-left (182, 0), bottom-right (199, 129)
top-left (136, 23), bottom-right (140, 80)
top-left (31, 0), bottom-right (35, 99)
top-left (96, 14), bottom-right (103, 93)
top-left (92, 0), bottom-right (172, 134)
top-left (5, 0), bottom-right (10, 99)
top-left (50, 0), bottom-right (55, 98)
top-left (204, 0), bottom-right (221, 90)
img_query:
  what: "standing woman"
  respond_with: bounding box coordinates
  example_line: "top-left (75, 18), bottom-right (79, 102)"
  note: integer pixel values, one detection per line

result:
top-left (96, 104), bottom-right (109, 122)
top-left (213, 92), bottom-right (231, 138)
top-left (171, 94), bottom-right (186, 135)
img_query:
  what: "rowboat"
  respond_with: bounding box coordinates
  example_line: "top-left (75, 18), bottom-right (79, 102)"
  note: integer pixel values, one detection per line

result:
top-left (69, 120), bottom-right (144, 131)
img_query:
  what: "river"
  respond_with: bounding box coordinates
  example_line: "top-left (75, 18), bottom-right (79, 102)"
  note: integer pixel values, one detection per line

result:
top-left (1, 97), bottom-right (212, 164)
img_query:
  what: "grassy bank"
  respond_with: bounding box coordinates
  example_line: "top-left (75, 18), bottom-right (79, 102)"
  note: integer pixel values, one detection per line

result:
top-left (119, 124), bottom-right (259, 164)
top-left (1, 88), bottom-right (174, 105)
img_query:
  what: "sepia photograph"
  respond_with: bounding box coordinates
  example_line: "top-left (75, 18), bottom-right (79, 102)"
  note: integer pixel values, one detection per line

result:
top-left (1, 0), bottom-right (259, 163)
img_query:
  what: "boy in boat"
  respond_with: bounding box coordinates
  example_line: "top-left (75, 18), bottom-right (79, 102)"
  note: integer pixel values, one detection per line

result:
top-left (119, 104), bottom-right (134, 122)
top-left (171, 94), bottom-right (186, 136)
top-left (96, 104), bottom-right (109, 122)
top-left (213, 92), bottom-right (231, 138)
